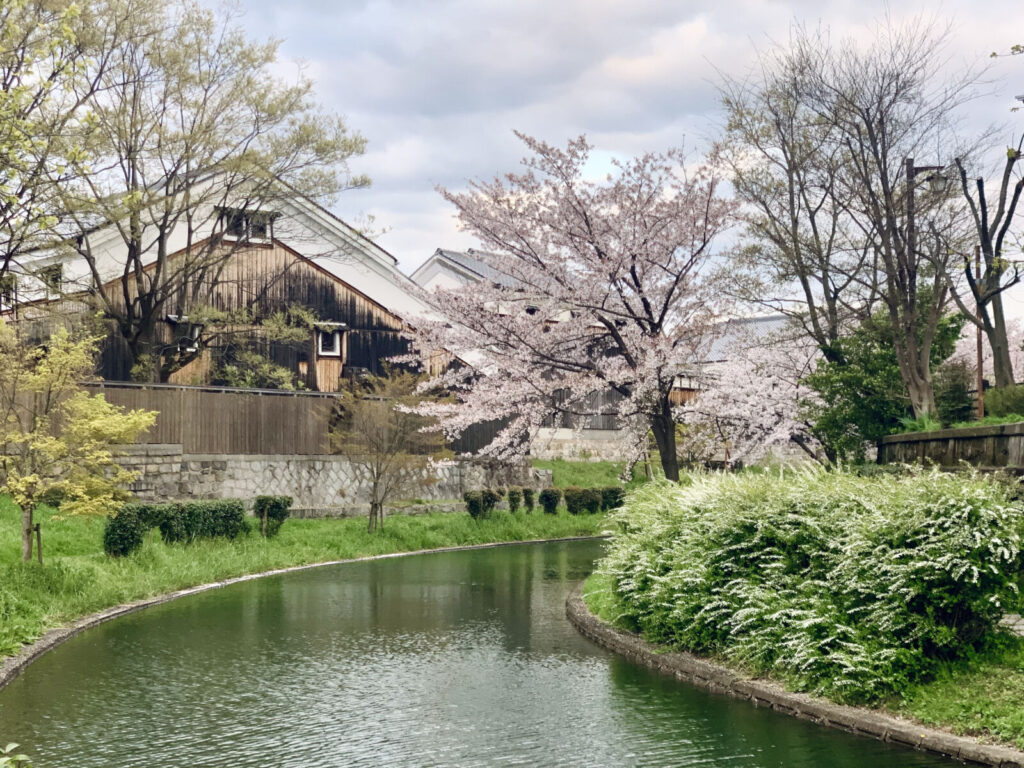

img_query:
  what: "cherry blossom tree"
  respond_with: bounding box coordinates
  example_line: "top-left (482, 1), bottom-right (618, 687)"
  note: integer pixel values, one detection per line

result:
top-left (404, 134), bottom-right (734, 481)
top-left (680, 327), bottom-right (823, 466)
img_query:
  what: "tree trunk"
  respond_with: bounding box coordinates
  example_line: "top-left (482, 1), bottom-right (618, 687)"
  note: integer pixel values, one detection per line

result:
top-left (987, 293), bottom-right (1015, 388)
top-left (21, 505), bottom-right (34, 562)
top-left (649, 397), bottom-right (680, 482)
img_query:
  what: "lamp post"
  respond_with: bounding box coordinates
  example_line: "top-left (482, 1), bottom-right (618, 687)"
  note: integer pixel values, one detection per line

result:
top-left (904, 158), bottom-right (946, 263)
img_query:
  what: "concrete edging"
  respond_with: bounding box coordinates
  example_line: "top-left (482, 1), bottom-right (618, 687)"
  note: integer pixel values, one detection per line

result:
top-left (0, 535), bottom-right (606, 695)
top-left (565, 585), bottom-right (1024, 768)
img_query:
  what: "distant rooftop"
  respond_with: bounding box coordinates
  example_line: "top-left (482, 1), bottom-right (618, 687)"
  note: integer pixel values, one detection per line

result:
top-left (411, 248), bottom-right (521, 289)
top-left (705, 314), bottom-right (791, 361)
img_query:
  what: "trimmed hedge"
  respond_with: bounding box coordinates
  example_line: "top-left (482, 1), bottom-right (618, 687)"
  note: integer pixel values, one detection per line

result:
top-left (481, 489), bottom-right (501, 515)
top-left (539, 488), bottom-right (561, 515)
top-left (522, 488), bottom-right (535, 513)
top-left (103, 499), bottom-right (249, 555)
top-left (600, 486), bottom-right (626, 511)
top-left (565, 487), bottom-right (601, 514)
top-left (507, 487), bottom-right (522, 513)
top-left (254, 495), bottom-right (292, 538)
top-left (463, 491), bottom-right (484, 519)
top-left (103, 504), bottom-right (148, 557)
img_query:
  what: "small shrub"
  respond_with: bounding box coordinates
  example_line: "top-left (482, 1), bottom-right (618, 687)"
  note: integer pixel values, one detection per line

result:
top-left (507, 486), bottom-right (523, 513)
top-left (254, 495), bottom-right (292, 537)
top-left (985, 384), bottom-right (1024, 418)
top-left (581, 488), bottom-right (602, 514)
top-left (539, 488), bottom-right (561, 515)
top-left (481, 489), bottom-right (501, 515)
top-left (103, 505), bottom-right (148, 557)
top-left (157, 503), bottom-right (187, 543)
top-left (463, 491), bottom-right (484, 519)
top-left (600, 486), bottom-right (626, 511)
top-left (563, 486), bottom-right (586, 515)
top-left (522, 487), bottom-right (535, 512)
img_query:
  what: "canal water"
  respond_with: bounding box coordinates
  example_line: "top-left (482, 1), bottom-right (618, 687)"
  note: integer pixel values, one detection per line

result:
top-left (0, 540), bottom-right (957, 767)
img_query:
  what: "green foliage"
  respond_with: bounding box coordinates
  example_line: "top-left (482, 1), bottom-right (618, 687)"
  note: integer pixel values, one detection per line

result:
top-left (102, 505), bottom-right (148, 558)
top-left (507, 487), bottom-right (522, 513)
top-left (599, 469), bottom-right (1024, 704)
top-left (156, 501), bottom-right (248, 544)
top-left (213, 348), bottom-right (303, 390)
top-left (531, 459), bottom-right (648, 489)
top-left (899, 414), bottom-right (944, 433)
top-left (803, 312), bottom-right (962, 460)
top-left (539, 488), bottom-right (561, 515)
top-left (522, 487), bottom-right (535, 512)
top-left (986, 385), bottom-right (1024, 418)
top-left (463, 491), bottom-right (484, 520)
top-left (0, 743), bottom-right (32, 768)
top-left (563, 486), bottom-right (585, 515)
top-left (581, 488), bottom-right (602, 514)
top-left (600, 486), bottom-right (626, 511)
top-left (934, 359), bottom-right (975, 426)
top-left (480, 489), bottom-right (501, 516)
top-left (253, 495), bottom-right (292, 538)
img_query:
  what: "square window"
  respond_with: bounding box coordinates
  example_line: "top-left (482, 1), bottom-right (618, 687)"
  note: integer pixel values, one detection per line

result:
top-left (318, 329), bottom-right (340, 356)
top-left (39, 264), bottom-right (62, 294)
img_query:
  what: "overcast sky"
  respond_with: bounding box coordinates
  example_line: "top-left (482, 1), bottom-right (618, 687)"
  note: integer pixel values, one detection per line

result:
top-left (234, 0), bottom-right (1023, 280)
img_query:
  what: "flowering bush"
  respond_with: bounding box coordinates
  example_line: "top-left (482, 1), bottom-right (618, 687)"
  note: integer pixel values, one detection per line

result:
top-left (599, 468), bottom-right (1024, 703)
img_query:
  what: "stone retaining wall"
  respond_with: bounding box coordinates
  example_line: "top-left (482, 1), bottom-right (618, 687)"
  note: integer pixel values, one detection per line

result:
top-left (118, 444), bottom-right (550, 516)
top-left (879, 422), bottom-right (1024, 471)
top-left (565, 586), bottom-right (1024, 767)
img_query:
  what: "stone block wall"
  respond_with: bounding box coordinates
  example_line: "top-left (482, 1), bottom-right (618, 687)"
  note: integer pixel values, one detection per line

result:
top-left (118, 444), bottom-right (551, 517)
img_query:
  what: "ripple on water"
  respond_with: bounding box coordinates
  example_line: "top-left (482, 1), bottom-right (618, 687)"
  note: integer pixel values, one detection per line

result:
top-left (0, 542), bottom-right (959, 767)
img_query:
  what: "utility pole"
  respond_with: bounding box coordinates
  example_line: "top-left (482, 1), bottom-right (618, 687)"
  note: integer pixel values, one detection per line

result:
top-left (976, 245), bottom-right (984, 419)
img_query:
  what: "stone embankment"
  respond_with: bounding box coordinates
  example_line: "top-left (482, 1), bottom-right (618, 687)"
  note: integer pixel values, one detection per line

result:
top-left (566, 586), bottom-right (1024, 768)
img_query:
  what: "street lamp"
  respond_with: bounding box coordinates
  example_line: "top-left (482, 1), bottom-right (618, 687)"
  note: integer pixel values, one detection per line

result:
top-left (905, 157), bottom-right (947, 263)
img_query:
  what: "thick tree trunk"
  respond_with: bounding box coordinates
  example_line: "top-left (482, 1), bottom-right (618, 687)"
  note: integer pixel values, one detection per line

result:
top-left (21, 505), bottom-right (33, 562)
top-left (987, 293), bottom-right (1015, 388)
top-left (650, 397), bottom-right (680, 482)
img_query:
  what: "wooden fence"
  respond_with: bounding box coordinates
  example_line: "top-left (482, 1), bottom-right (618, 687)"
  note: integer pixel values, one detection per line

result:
top-left (85, 382), bottom-right (334, 454)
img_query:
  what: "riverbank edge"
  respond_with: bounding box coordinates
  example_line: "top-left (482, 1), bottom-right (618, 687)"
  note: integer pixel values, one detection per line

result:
top-left (0, 534), bottom-right (606, 695)
top-left (565, 584), bottom-right (1024, 768)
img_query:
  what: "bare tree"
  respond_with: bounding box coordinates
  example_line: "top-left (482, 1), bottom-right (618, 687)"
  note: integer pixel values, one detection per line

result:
top-left (949, 143), bottom-right (1024, 388)
top-left (728, 21), bottom-right (984, 417)
top-left (331, 371), bottom-right (450, 532)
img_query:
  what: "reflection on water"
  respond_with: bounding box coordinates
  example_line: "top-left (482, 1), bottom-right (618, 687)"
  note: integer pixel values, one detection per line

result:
top-left (0, 541), bottom-right (957, 767)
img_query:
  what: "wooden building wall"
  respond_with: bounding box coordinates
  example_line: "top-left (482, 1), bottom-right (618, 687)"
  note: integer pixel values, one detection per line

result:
top-left (95, 240), bottom-right (413, 388)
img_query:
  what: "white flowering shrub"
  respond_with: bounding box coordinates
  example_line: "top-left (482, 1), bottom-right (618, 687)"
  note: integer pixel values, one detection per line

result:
top-left (599, 468), bottom-right (1024, 703)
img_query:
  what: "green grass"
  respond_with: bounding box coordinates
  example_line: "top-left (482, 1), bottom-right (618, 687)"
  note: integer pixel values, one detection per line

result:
top-left (583, 574), bottom-right (1024, 750)
top-left (899, 413), bottom-right (1024, 433)
top-left (0, 498), bottom-right (609, 661)
top-left (894, 640), bottom-right (1024, 749)
top-left (531, 458), bottom-right (652, 488)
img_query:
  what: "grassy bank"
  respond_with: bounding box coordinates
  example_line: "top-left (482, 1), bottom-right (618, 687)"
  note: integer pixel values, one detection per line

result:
top-left (531, 458), bottom-right (653, 488)
top-left (0, 499), bottom-right (609, 661)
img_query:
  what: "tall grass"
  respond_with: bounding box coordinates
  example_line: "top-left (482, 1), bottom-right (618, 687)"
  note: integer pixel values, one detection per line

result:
top-left (0, 499), bottom-right (608, 660)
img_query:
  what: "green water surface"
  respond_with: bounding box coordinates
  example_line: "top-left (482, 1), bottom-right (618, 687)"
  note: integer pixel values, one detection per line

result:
top-left (0, 540), bottom-right (958, 767)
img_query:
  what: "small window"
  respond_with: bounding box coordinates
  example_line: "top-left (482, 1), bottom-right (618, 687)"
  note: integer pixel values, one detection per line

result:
top-left (318, 329), bottom-right (341, 357)
top-left (39, 264), bottom-right (62, 294)
top-left (220, 208), bottom-right (275, 242)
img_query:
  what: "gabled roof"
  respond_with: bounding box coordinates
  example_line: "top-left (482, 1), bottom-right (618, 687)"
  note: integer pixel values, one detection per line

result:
top-left (410, 248), bottom-right (521, 289)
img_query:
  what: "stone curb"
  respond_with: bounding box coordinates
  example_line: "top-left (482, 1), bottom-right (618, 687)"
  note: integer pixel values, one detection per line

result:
top-left (0, 534), bottom-right (608, 695)
top-left (565, 585), bottom-right (1024, 768)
